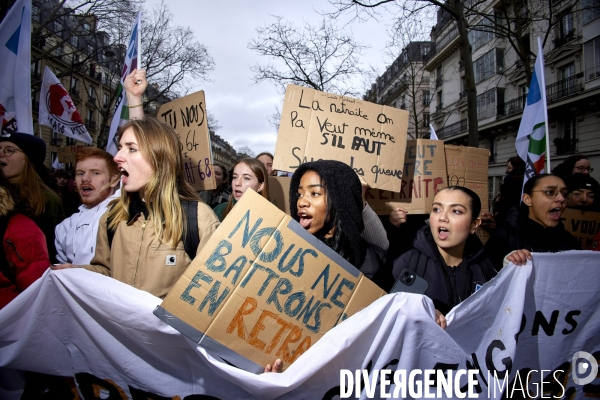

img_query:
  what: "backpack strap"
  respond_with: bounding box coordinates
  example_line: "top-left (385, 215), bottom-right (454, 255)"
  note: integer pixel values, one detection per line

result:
top-left (182, 200), bottom-right (199, 261)
top-left (106, 200), bottom-right (200, 261)
top-left (408, 248), bottom-right (428, 278)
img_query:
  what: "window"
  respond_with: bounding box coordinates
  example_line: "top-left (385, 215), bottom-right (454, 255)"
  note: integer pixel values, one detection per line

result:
top-left (557, 117), bottom-right (577, 154)
top-left (88, 86), bottom-right (96, 101)
top-left (473, 48), bottom-right (504, 83)
top-left (423, 91), bottom-right (430, 105)
top-left (476, 89), bottom-right (496, 119)
top-left (71, 78), bottom-right (80, 95)
top-left (436, 91), bottom-right (443, 110)
top-left (103, 93), bottom-right (109, 107)
top-left (583, 0), bottom-right (600, 24)
top-left (584, 36), bottom-right (600, 81)
top-left (468, 16), bottom-right (494, 52)
top-left (31, 60), bottom-right (41, 78)
top-left (70, 36), bottom-right (78, 47)
top-left (560, 13), bottom-right (574, 37)
top-left (422, 112), bottom-right (430, 127)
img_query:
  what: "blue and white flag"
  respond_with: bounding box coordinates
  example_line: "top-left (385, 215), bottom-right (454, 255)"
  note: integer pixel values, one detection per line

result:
top-left (429, 124), bottom-right (438, 140)
top-left (515, 38), bottom-right (550, 190)
top-left (0, 0), bottom-right (32, 134)
top-left (105, 12), bottom-right (141, 155)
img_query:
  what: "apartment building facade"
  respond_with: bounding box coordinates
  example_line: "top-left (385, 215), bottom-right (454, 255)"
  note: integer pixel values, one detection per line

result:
top-left (364, 41), bottom-right (434, 139)
top-left (423, 0), bottom-right (600, 207)
top-left (29, 1), bottom-right (123, 170)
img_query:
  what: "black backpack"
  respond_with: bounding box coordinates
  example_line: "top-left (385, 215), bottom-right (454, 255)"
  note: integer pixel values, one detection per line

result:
top-left (107, 200), bottom-right (200, 260)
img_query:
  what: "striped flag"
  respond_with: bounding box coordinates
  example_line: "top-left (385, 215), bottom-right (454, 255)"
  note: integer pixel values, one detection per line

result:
top-left (105, 12), bottom-right (141, 155)
top-left (0, 0), bottom-right (33, 134)
top-left (515, 38), bottom-right (551, 190)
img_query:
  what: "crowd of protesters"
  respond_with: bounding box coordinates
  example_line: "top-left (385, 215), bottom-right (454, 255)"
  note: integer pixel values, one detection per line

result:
top-left (0, 69), bottom-right (598, 380)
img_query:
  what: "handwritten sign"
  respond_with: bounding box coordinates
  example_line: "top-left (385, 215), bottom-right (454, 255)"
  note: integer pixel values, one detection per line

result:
top-left (444, 145), bottom-right (490, 214)
top-left (157, 91), bottom-right (215, 191)
top-left (273, 84), bottom-right (409, 191)
top-left (155, 189), bottom-right (385, 372)
top-left (57, 144), bottom-right (87, 163)
top-left (364, 139), bottom-right (447, 215)
top-left (561, 208), bottom-right (600, 250)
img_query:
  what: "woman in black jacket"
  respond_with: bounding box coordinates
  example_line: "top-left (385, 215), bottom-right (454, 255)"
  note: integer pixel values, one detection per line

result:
top-left (485, 174), bottom-right (580, 270)
top-left (392, 186), bottom-right (497, 328)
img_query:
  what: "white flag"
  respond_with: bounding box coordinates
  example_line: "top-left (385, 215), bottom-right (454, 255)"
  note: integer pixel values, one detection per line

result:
top-left (516, 37), bottom-right (551, 190)
top-left (39, 66), bottom-right (92, 144)
top-left (429, 124), bottom-right (439, 140)
top-left (105, 13), bottom-right (141, 155)
top-left (51, 156), bottom-right (63, 170)
top-left (0, 0), bottom-right (33, 134)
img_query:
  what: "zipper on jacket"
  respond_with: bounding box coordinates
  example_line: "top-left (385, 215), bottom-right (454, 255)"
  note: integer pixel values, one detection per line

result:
top-left (133, 220), bottom-right (147, 284)
top-left (5, 239), bottom-right (24, 261)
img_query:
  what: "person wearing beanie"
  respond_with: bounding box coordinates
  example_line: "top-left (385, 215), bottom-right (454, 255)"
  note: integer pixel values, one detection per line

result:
top-left (0, 132), bottom-right (65, 262)
top-left (289, 160), bottom-right (387, 285)
top-left (563, 173), bottom-right (599, 210)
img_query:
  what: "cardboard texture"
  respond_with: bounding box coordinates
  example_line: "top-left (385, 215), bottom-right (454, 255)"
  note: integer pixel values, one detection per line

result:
top-left (157, 91), bottom-right (216, 191)
top-left (561, 208), bottom-right (600, 250)
top-left (273, 84), bottom-right (409, 191)
top-left (268, 176), bottom-right (291, 215)
top-left (364, 139), bottom-right (447, 215)
top-left (155, 190), bottom-right (386, 373)
top-left (444, 145), bottom-right (490, 214)
top-left (57, 144), bottom-right (87, 163)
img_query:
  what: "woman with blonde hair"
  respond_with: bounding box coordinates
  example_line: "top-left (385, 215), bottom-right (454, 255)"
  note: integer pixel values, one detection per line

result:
top-left (0, 133), bottom-right (64, 262)
top-left (213, 158), bottom-right (269, 221)
top-left (53, 117), bottom-right (220, 298)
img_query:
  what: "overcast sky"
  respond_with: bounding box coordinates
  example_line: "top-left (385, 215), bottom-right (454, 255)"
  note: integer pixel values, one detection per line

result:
top-left (146, 1), bottom-right (397, 156)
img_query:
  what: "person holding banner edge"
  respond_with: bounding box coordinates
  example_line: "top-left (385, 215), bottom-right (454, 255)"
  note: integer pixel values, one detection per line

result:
top-left (485, 174), bottom-right (580, 270)
top-left (391, 186), bottom-right (497, 329)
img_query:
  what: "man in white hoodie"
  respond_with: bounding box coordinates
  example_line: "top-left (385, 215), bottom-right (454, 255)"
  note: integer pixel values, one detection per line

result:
top-left (55, 148), bottom-right (120, 264)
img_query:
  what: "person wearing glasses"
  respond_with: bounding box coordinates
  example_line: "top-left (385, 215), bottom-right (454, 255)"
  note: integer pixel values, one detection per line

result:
top-left (0, 133), bottom-right (64, 262)
top-left (485, 174), bottom-right (580, 270)
top-left (552, 155), bottom-right (593, 178)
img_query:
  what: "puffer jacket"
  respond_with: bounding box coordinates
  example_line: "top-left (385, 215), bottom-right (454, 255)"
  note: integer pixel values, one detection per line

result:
top-left (83, 197), bottom-right (220, 298)
top-left (392, 225), bottom-right (496, 315)
top-left (1, 214), bottom-right (50, 309)
top-left (485, 206), bottom-right (580, 270)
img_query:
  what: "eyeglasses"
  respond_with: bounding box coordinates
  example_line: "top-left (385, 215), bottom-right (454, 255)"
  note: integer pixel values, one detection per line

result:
top-left (574, 166), bottom-right (594, 173)
top-left (531, 188), bottom-right (569, 199)
top-left (0, 146), bottom-right (23, 157)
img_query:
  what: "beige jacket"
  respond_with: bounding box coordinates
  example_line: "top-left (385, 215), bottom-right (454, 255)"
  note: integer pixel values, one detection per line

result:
top-left (83, 201), bottom-right (219, 298)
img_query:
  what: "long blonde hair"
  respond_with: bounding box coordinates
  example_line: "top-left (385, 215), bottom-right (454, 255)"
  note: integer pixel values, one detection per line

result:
top-left (222, 158), bottom-right (270, 219)
top-left (107, 118), bottom-right (199, 248)
top-left (13, 157), bottom-right (58, 217)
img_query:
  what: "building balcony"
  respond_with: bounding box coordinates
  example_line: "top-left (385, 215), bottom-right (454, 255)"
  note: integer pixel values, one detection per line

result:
top-left (503, 95), bottom-right (526, 117)
top-left (435, 25), bottom-right (458, 53)
top-left (437, 118), bottom-right (468, 139)
top-left (552, 29), bottom-right (576, 49)
top-left (546, 73), bottom-right (584, 104)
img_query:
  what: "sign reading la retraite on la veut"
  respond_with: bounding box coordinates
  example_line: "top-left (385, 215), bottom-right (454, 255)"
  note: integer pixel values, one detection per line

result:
top-left (273, 84), bottom-right (409, 192)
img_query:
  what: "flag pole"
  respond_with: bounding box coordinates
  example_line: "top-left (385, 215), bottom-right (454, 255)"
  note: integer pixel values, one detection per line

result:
top-left (537, 37), bottom-right (552, 173)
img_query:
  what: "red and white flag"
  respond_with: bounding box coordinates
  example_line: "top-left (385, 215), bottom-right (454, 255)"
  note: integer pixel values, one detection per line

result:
top-left (39, 66), bottom-right (92, 144)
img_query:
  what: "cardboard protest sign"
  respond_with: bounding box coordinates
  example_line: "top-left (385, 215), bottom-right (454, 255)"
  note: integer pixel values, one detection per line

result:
top-left (364, 139), bottom-right (447, 215)
top-left (268, 176), bottom-right (291, 215)
top-left (444, 145), bottom-right (490, 214)
top-left (273, 84), bottom-right (409, 191)
top-left (157, 91), bottom-right (215, 191)
top-left (155, 189), bottom-right (386, 373)
top-left (561, 208), bottom-right (600, 250)
top-left (57, 144), bottom-right (87, 163)
top-left (475, 227), bottom-right (491, 245)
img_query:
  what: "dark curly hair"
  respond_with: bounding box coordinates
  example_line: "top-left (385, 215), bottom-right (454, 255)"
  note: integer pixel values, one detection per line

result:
top-left (289, 160), bottom-right (365, 268)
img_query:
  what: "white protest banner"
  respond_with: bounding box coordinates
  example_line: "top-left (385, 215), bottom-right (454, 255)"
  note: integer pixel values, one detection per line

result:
top-left (273, 84), bottom-right (409, 191)
top-left (0, 0), bottom-right (32, 134)
top-left (105, 13), bottom-right (141, 155)
top-left (0, 252), bottom-right (598, 399)
top-left (39, 67), bottom-right (93, 144)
